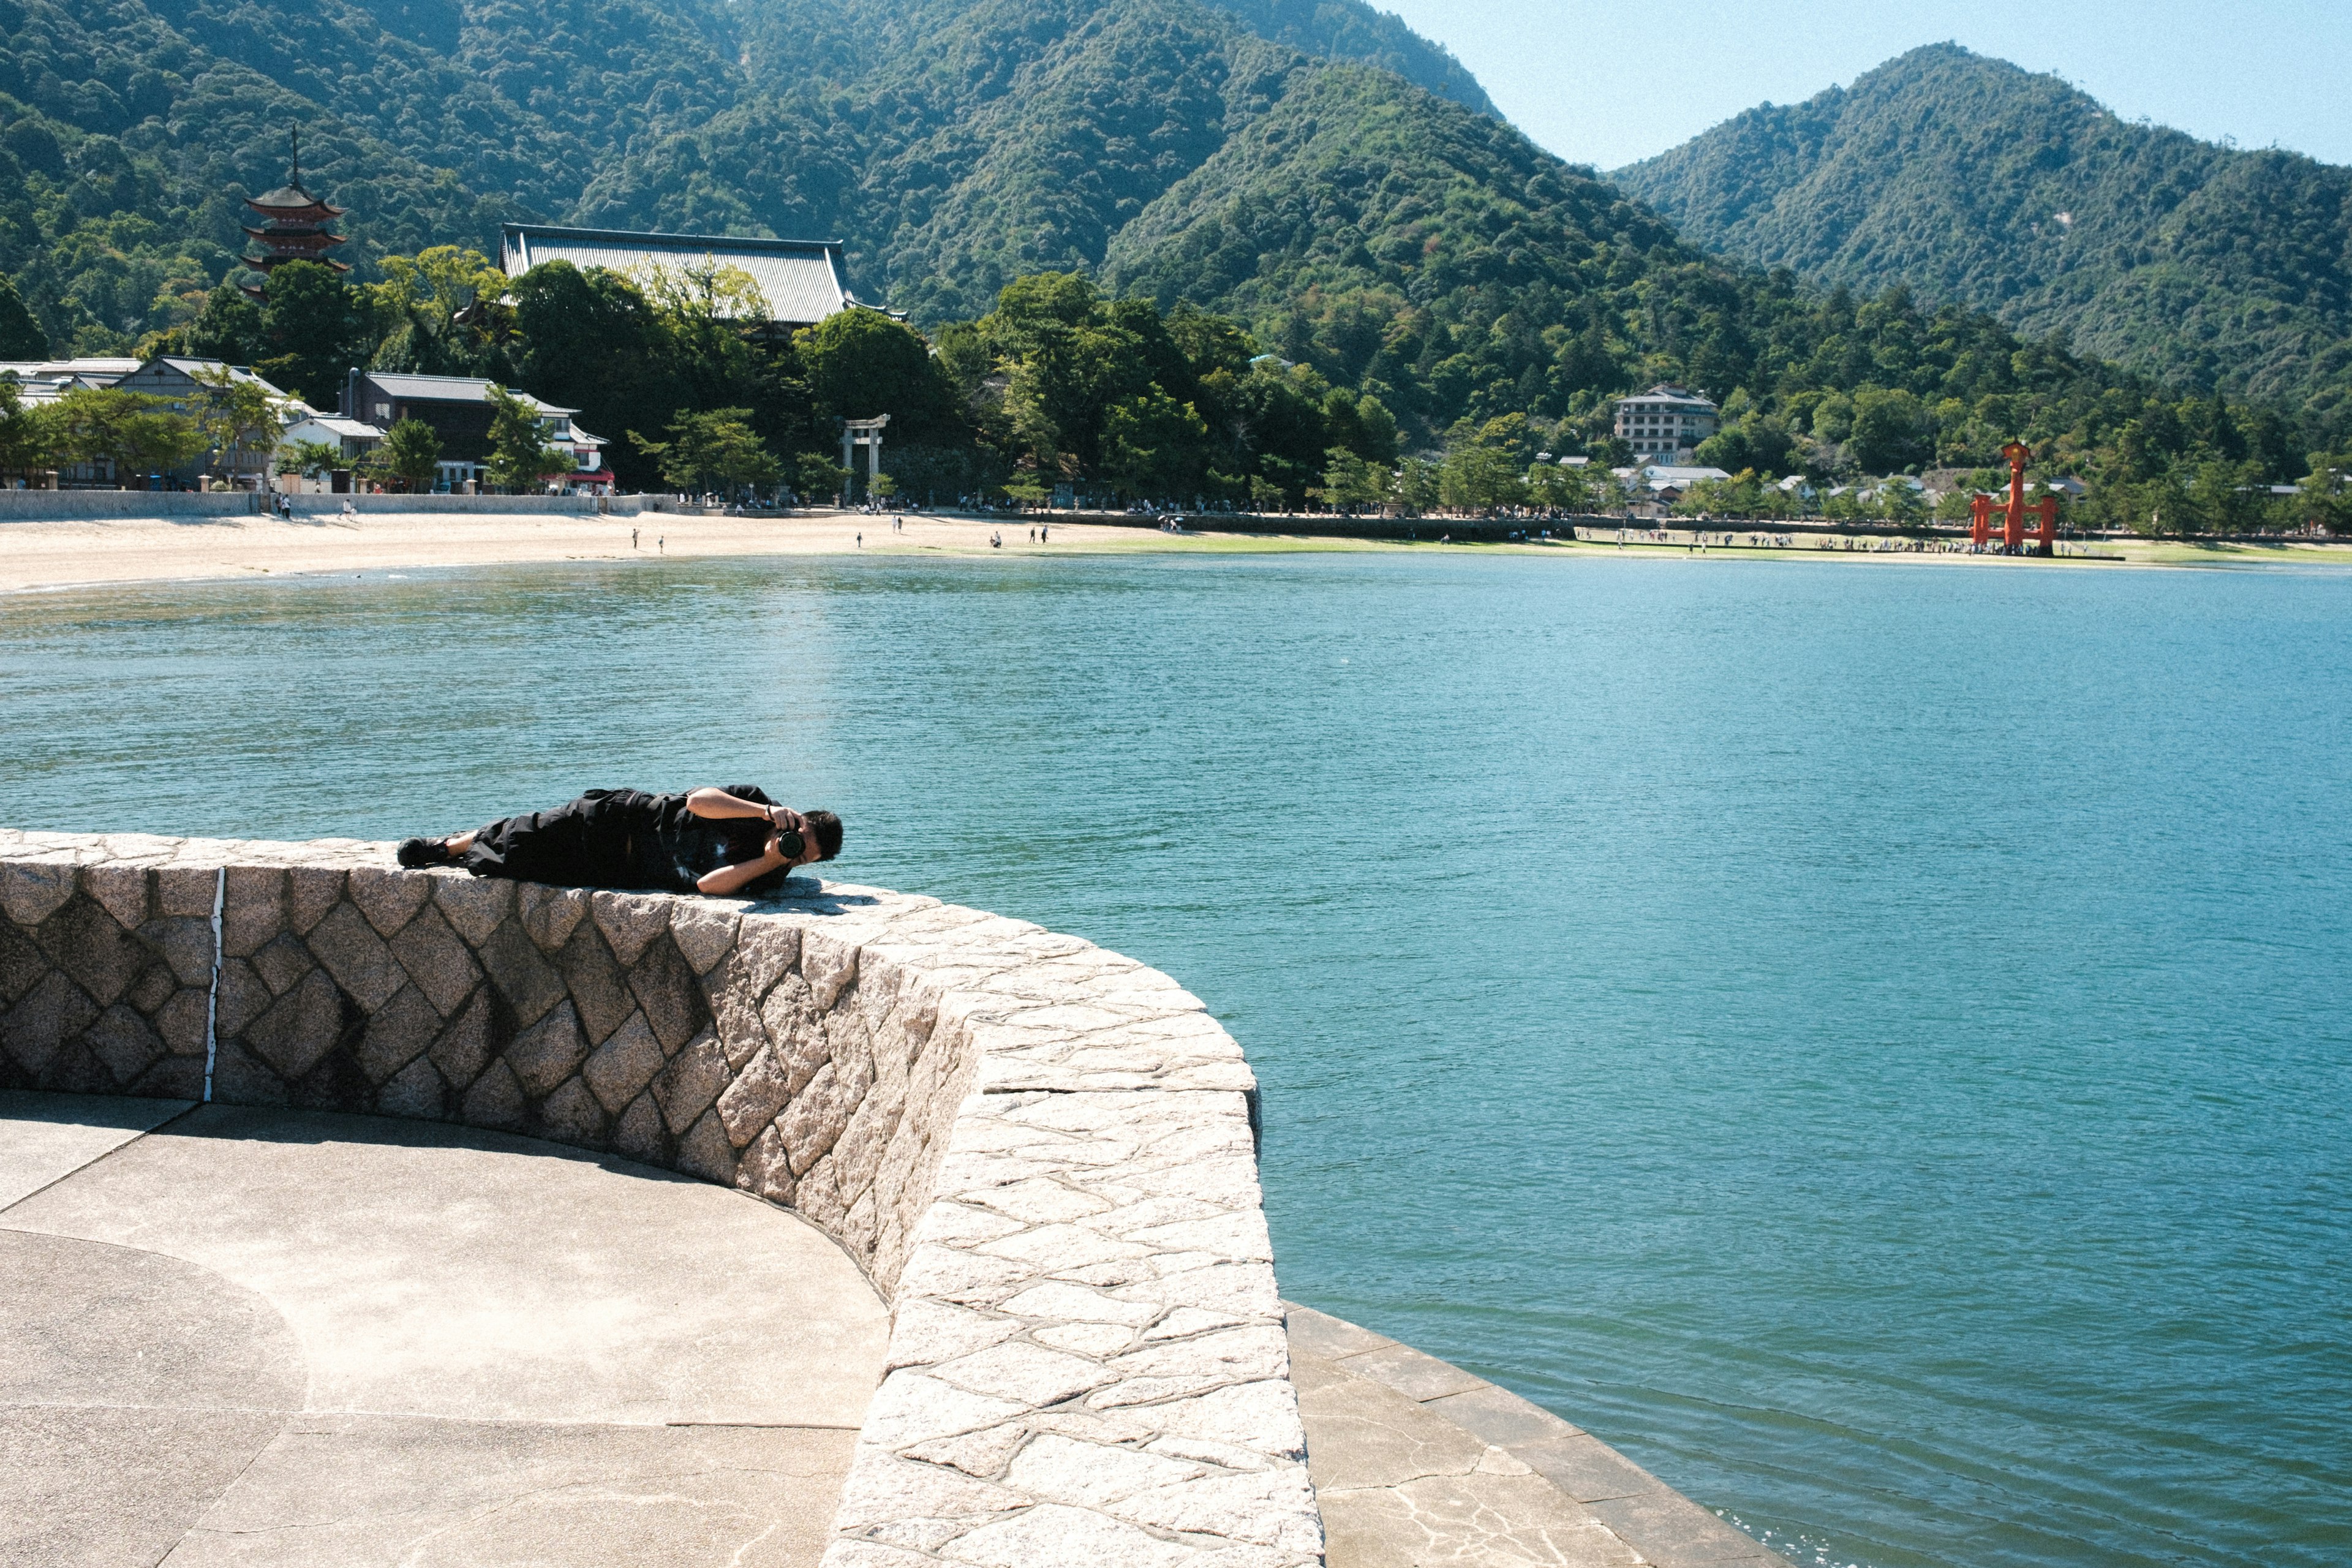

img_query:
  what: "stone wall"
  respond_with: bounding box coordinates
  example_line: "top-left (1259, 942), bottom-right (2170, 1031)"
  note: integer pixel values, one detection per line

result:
top-left (0, 827), bottom-right (1322, 1567)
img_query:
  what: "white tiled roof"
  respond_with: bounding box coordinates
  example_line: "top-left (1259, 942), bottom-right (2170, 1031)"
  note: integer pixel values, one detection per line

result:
top-left (361, 372), bottom-right (574, 417)
top-left (500, 224), bottom-right (854, 325)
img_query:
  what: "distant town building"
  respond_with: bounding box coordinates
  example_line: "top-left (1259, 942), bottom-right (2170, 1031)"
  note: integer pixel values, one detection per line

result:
top-left (282, 414), bottom-right (386, 465)
top-left (497, 224), bottom-right (861, 329)
top-left (116, 356), bottom-right (300, 486)
top-left (341, 370), bottom-right (609, 492)
top-left (1613, 385), bottom-right (1719, 460)
top-left (239, 135), bottom-right (347, 299)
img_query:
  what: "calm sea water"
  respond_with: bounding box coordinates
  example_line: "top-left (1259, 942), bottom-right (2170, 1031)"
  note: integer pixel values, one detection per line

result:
top-left (4, 549), bottom-right (2347, 1567)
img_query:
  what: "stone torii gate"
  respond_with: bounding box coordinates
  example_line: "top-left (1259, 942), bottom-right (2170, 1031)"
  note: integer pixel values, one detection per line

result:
top-left (840, 415), bottom-right (889, 504)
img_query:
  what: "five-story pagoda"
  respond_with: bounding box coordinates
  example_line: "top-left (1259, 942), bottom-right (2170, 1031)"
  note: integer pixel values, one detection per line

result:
top-left (239, 132), bottom-right (347, 298)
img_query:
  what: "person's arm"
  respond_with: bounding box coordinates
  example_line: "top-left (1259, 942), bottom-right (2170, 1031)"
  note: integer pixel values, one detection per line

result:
top-left (684, 788), bottom-right (797, 829)
top-left (696, 830), bottom-right (793, 896)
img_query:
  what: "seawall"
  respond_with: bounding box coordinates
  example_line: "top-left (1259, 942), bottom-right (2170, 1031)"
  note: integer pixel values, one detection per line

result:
top-left (0, 827), bottom-right (1319, 1567)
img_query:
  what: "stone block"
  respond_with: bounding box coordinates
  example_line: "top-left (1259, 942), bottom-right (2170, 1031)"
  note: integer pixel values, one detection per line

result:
top-left (553, 921), bottom-right (633, 1045)
top-left (475, 916), bottom-right (567, 1028)
top-left (762, 973), bottom-right (830, 1092)
top-left (125, 961), bottom-right (177, 1014)
top-left (243, 968), bottom-right (352, 1083)
top-left (375, 1054), bottom-right (448, 1120)
top-left (626, 933), bottom-right (709, 1054)
top-left (538, 1075), bottom-right (609, 1148)
top-left (1344, 1342), bottom-right (1487, 1404)
top-left (781, 1054), bottom-right (872, 1176)
top-left (2, 861), bottom-right (79, 926)
top-left (152, 986), bottom-right (211, 1057)
top-left (80, 862), bottom-right (151, 931)
top-left (37, 895), bottom-right (151, 1006)
top-left (801, 930), bottom-right (859, 1009)
top-left (213, 959), bottom-right (270, 1037)
top-left (735, 1121), bottom-right (797, 1205)
top-left (85, 1002), bottom-right (165, 1086)
top-left (209, 1039), bottom-right (292, 1106)
top-left (354, 984), bottom-right (440, 1085)
top-left (505, 999), bottom-right (588, 1098)
top-left (428, 987), bottom-right (498, 1090)
top-left (461, 1057), bottom-right (527, 1131)
top-left (518, 883), bottom-right (590, 952)
top-left (219, 865), bottom-right (284, 957)
top-left (715, 1045), bottom-right (791, 1147)
top-left (388, 902), bottom-right (482, 1017)
top-left (250, 932), bottom-right (313, 998)
top-left (129, 1055), bottom-right (202, 1098)
top-left (935, 1502), bottom-right (1196, 1568)
top-left (153, 864), bottom-right (218, 921)
top-left (614, 1087), bottom-right (668, 1164)
top-left (652, 1030), bottom-right (728, 1134)
top-left (0, 919), bottom-right (47, 1005)
top-left (1422, 1383), bottom-right (1583, 1447)
top-left (935, 1342), bottom-right (1110, 1408)
top-left (591, 889), bottom-right (669, 965)
top-left (668, 904), bottom-right (741, 974)
top-left (674, 1105), bottom-right (737, 1183)
top-left (284, 865), bottom-right (345, 934)
top-left (303, 902), bottom-right (406, 1013)
top-left (429, 873), bottom-right (511, 945)
top-left (347, 865), bottom-right (432, 937)
top-left (582, 1011), bottom-right (663, 1114)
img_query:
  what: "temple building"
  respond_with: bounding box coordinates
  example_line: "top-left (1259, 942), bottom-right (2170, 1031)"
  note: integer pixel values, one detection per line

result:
top-left (240, 135), bottom-right (348, 298)
top-left (498, 224), bottom-right (861, 330)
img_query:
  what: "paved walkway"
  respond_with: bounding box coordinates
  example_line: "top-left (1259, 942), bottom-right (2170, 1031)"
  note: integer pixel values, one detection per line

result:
top-left (1287, 1305), bottom-right (1790, 1568)
top-left (0, 1091), bottom-right (891, 1568)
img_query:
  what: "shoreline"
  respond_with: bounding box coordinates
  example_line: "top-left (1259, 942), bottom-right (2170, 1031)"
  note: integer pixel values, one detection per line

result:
top-left (2, 507), bottom-right (2345, 594)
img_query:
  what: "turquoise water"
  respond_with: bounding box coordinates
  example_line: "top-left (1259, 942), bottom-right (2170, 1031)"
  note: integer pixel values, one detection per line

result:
top-left (4, 551), bottom-right (2348, 1567)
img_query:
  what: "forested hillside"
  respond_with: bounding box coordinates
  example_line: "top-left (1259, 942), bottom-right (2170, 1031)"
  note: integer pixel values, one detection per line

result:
top-left (1, 0), bottom-right (2341, 518)
top-left (1615, 45), bottom-right (2352, 424)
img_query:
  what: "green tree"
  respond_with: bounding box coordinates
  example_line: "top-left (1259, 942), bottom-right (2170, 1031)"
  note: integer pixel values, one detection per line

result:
top-left (1396, 457), bottom-right (1441, 514)
top-left (256, 261), bottom-right (371, 408)
top-left (45, 388), bottom-right (205, 482)
top-left (483, 384), bottom-right (573, 491)
top-left (799, 306), bottom-right (960, 439)
top-left (192, 366), bottom-right (284, 480)
top-left (0, 379), bottom-right (50, 477)
top-left (1314, 447), bottom-right (1389, 512)
top-left (1849, 388), bottom-right (1931, 473)
top-left (791, 451), bottom-right (852, 503)
top-left (0, 274), bottom-right (47, 360)
top-left (1101, 390), bottom-right (1208, 500)
top-left (277, 439), bottom-right (341, 477)
top-left (379, 417), bottom-right (442, 491)
top-left (628, 407), bottom-right (780, 498)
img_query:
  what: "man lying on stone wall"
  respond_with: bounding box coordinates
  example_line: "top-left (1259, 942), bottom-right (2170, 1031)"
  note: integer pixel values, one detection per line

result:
top-left (397, 787), bottom-right (842, 898)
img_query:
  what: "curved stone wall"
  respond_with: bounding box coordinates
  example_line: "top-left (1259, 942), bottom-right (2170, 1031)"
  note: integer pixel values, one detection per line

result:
top-left (0, 827), bottom-right (1320, 1567)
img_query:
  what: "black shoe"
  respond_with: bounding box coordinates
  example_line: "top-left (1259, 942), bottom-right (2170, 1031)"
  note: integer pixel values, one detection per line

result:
top-left (397, 837), bottom-right (453, 869)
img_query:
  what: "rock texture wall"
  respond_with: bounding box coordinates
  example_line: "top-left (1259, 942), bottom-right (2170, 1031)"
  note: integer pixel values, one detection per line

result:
top-left (0, 828), bottom-right (1322, 1567)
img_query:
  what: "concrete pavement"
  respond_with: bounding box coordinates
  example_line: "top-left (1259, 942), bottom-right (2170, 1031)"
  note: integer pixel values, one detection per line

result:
top-left (0, 1090), bottom-right (890, 1567)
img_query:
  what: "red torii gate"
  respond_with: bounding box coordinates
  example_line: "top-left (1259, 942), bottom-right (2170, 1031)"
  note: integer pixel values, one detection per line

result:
top-left (1972, 440), bottom-right (2058, 555)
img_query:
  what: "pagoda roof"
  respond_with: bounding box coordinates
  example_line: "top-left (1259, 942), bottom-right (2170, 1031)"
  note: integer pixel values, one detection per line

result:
top-left (246, 183), bottom-right (344, 216)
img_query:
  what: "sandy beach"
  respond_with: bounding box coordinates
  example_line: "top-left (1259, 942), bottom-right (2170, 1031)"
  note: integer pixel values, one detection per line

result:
top-left (2, 508), bottom-right (2344, 593)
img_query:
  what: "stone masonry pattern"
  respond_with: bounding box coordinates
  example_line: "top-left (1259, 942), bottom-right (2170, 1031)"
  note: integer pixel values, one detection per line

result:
top-left (0, 827), bottom-right (1321, 1567)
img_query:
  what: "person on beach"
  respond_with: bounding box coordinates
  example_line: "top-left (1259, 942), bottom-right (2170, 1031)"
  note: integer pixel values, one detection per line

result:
top-left (397, 787), bottom-right (841, 897)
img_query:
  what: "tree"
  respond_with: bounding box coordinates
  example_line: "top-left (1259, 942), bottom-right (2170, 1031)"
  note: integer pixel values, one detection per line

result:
top-left (277, 439), bottom-right (341, 478)
top-left (1396, 457), bottom-right (1441, 514)
top-left (45, 388), bottom-right (205, 483)
top-left (628, 407), bottom-right (780, 497)
top-left (368, 247), bottom-right (510, 375)
top-left (0, 379), bottom-right (48, 477)
top-left (379, 418), bottom-right (443, 492)
top-left (0, 274), bottom-right (47, 360)
top-left (483, 384), bottom-right (574, 491)
top-left (797, 307), bottom-right (960, 439)
top-left (1849, 388), bottom-right (1931, 474)
top-left (1101, 391), bottom-right (1208, 500)
top-left (791, 451), bottom-right (851, 503)
top-left (257, 261), bottom-right (371, 407)
top-left (1314, 447), bottom-right (1388, 513)
top-left (192, 366), bottom-right (284, 480)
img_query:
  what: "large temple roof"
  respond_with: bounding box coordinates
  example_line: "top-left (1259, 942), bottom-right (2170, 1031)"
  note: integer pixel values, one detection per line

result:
top-left (246, 183), bottom-right (343, 216)
top-left (499, 224), bottom-right (859, 326)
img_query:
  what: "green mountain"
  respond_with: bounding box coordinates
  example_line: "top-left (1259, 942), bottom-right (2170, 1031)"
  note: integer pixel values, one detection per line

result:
top-left (0, 0), bottom-right (1487, 341)
top-left (0, 0), bottom-right (2332, 507)
top-left (1613, 44), bottom-right (2352, 423)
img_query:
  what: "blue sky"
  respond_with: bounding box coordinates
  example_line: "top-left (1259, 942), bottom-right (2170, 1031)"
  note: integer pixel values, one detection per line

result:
top-left (1374, 0), bottom-right (2352, 170)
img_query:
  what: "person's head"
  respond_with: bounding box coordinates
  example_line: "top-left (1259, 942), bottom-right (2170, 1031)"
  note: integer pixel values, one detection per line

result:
top-left (800, 809), bottom-right (843, 865)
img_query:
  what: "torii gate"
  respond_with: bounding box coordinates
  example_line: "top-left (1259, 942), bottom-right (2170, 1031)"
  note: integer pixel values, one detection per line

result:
top-left (1971, 440), bottom-right (2057, 555)
top-left (840, 415), bottom-right (889, 504)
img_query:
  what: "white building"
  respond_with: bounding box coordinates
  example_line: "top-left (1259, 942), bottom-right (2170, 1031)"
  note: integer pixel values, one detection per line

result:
top-left (1613, 385), bottom-right (1719, 460)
